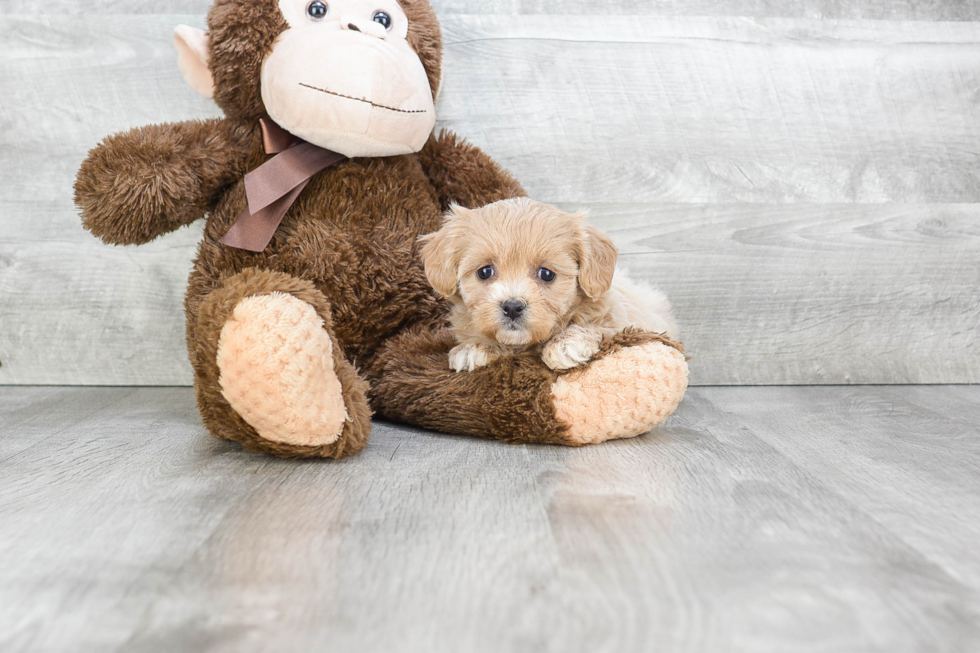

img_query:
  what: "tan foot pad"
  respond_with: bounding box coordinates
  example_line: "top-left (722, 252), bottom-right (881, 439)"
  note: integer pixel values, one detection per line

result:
top-left (216, 292), bottom-right (348, 447)
top-left (551, 340), bottom-right (689, 445)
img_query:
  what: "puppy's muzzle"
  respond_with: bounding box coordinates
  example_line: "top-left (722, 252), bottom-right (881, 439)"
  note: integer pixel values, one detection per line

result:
top-left (500, 299), bottom-right (527, 322)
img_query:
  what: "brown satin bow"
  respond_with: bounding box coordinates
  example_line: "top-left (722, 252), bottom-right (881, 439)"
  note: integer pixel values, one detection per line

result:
top-left (220, 118), bottom-right (347, 252)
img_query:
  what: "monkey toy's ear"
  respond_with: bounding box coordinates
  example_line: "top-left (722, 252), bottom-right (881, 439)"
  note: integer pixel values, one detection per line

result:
top-left (174, 25), bottom-right (214, 99)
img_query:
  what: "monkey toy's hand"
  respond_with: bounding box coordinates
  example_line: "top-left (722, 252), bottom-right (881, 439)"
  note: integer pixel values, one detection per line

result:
top-left (74, 119), bottom-right (246, 245)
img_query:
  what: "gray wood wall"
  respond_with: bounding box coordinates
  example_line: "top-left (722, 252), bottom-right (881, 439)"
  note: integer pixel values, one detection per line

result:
top-left (1, 1), bottom-right (978, 386)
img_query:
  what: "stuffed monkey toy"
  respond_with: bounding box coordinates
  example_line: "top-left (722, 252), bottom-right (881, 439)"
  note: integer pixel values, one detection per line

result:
top-left (74, 0), bottom-right (689, 458)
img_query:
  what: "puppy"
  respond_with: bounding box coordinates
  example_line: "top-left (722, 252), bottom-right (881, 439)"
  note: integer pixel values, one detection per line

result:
top-left (419, 198), bottom-right (678, 372)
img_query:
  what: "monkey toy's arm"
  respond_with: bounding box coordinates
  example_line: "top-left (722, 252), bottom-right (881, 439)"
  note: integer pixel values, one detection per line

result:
top-left (418, 130), bottom-right (526, 211)
top-left (74, 118), bottom-right (248, 245)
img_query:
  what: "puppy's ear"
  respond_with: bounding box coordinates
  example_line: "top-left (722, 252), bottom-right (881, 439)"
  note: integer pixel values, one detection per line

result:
top-left (419, 206), bottom-right (468, 297)
top-left (578, 223), bottom-right (618, 299)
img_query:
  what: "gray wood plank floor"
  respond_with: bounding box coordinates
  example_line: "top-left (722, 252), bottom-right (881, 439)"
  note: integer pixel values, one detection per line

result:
top-left (1, 385), bottom-right (978, 653)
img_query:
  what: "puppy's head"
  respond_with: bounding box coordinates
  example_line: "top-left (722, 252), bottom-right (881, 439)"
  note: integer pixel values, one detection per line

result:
top-left (419, 198), bottom-right (617, 347)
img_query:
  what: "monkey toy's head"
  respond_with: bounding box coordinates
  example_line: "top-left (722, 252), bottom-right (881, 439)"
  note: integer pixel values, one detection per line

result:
top-left (174, 0), bottom-right (442, 157)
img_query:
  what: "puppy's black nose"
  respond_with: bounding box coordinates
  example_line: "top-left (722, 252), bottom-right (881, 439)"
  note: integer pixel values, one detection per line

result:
top-left (501, 299), bottom-right (526, 320)
top-left (348, 23), bottom-right (360, 31)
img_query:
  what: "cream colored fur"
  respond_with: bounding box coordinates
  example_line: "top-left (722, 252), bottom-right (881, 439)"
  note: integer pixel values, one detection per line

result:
top-left (420, 198), bottom-right (679, 372)
top-left (216, 292), bottom-right (348, 446)
top-left (173, 25), bottom-right (214, 99)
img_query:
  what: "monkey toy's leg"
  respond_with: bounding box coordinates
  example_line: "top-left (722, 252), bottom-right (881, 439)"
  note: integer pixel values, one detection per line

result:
top-left (367, 327), bottom-right (688, 446)
top-left (190, 268), bottom-right (372, 458)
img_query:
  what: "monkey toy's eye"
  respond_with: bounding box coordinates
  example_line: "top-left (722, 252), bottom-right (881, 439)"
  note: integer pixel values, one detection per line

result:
top-left (537, 267), bottom-right (556, 283)
top-left (372, 10), bottom-right (393, 30)
top-left (477, 265), bottom-right (494, 281)
top-left (306, 1), bottom-right (328, 21)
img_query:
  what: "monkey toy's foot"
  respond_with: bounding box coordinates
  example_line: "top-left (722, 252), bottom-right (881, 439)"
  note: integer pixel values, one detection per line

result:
top-left (194, 269), bottom-right (371, 458)
top-left (368, 327), bottom-right (687, 447)
top-left (550, 333), bottom-right (688, 445)
top-left (217, 292), bottom-right (349, 447)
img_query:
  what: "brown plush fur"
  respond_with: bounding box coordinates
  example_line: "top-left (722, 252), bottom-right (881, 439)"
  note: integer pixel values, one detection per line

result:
top-left (74, 119), bottom-right (250, 245)
top-left (417, 131), bottom-right (524, 210)
top-left (194, 268), bottom-right (373, 457)
top-left (74, 0), bottom-right (684, 457)
top-left (367, 326), bottom-right (683, 445)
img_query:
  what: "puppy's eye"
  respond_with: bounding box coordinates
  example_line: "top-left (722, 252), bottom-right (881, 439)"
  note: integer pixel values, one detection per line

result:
top-left (537, 267), bottom-right (556, 283)
top-left (477, 265), bottom-right (494, 281)
top-left (306, 0), bottom-right (328, 20)
top-left (372, 10), bottom-right (393, 30)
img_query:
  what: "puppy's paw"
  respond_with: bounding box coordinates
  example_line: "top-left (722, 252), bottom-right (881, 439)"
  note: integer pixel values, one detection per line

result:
top-left (449, 343), bottom-right (497, 372)
top-left (542, 326), bottom-right (603, 370)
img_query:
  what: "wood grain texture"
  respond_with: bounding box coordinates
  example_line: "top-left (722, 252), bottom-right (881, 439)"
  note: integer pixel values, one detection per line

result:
top-left (1, 11), bottom-right (979, 385)
top-left (4, 0), bottom-right (979, 20)
top-left (583, 202), bottom-right (980, 385)
top-left (439, 16), bottom-right (980, 204)
top-left (515, 0), bottom-right (980, 20)
top-left (707, 385), bottom-right (980, 588)
top-left (1, 385), bottom-right (979, 652)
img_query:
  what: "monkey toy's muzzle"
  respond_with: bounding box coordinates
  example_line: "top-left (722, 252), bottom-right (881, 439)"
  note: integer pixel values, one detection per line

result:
top-left (261, 30), bottom-right (436, 158)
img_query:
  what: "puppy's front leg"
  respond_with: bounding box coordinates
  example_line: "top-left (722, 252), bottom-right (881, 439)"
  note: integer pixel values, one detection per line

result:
top-left (542, 325), bottom-right (603, 371)
top-left (449, 342), bottom-right (499, 373)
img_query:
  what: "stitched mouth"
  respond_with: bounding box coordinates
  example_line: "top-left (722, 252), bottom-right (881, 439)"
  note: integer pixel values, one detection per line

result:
top-left (299, 83), bottom-right (427, 114)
